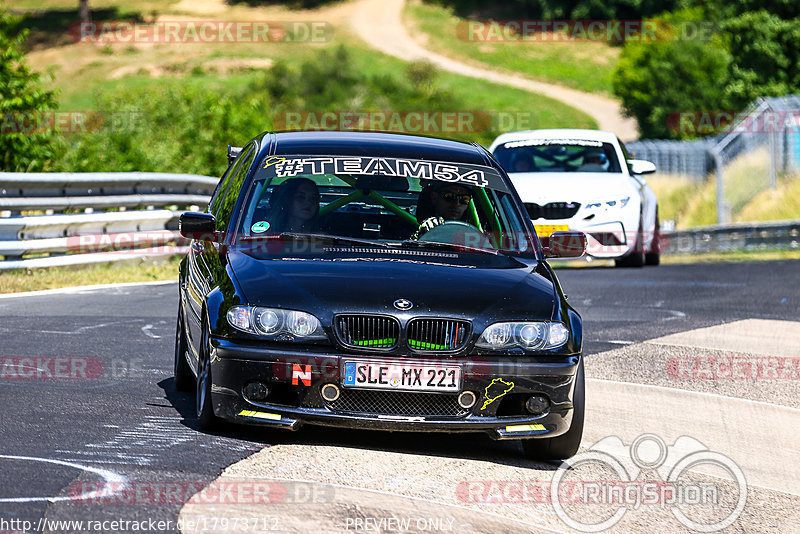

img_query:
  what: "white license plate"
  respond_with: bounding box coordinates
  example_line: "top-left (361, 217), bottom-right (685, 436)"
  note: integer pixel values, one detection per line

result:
top-left (342, 360), bottom-right (461, 393)
top-left (534, 224), bottom-right (570, 237)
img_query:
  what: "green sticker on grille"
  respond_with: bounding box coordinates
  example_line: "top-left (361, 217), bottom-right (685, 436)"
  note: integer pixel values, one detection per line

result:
top-left (408, 339), bottom-right (449, 350)
top-left (352, 338), bottom-right (396, 347)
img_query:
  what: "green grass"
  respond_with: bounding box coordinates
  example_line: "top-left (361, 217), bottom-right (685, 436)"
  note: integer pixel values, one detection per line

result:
top-left (0, 256), bottom-right (181, 294)
top-left (346, 47), bottom-right (598, 136)
top-left (648, 149), bottom-right (800, 229)
top-left (661, 249), bottom-right (800, 264)
top-left (647, 175), bottom-right (701, 228)
top-left (737, 176), bottom-right (800, 222)
top-left (404, 1), bottom-right (619, 95)
top-left (49, 42), bottom-right (596, 147)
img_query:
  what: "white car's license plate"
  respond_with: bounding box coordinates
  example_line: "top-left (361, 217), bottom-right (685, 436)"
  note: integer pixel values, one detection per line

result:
top-left (342, 360), bottom-right (461, 392)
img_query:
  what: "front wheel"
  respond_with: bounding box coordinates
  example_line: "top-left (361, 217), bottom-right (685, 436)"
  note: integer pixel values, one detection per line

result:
top-left (615, 221), bottom-right (645, 268)
top-left (645, 212), bottom-right (661, 266)
top-left (521, 359), bottom-right (585, 461)
top-left (174, 306), bottom-right (193, 392)
top-left (196, 319), bottom-right (219, 430)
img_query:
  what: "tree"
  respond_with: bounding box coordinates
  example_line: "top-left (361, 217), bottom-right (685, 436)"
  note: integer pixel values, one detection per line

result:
top-left (720, 11), bottom-right (800, 109)
top-left (79, 0), bottom-right (91, 23)
top-left (0, 10), bottom-right (59, 171)
top-left (612, 10), bottom-right (732, 139)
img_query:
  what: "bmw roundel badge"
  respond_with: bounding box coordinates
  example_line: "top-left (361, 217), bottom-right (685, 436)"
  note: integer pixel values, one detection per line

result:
top-left (393, 299), bottom-right (413, 310)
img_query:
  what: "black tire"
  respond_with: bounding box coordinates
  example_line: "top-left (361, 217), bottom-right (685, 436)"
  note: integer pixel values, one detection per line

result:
top-left (196, 319), bottom-right (219, 430)
top-left (615, 221), bottom-right (645, 268)
top-left (645, 212), bottom-right (661, 266)
top-left (522, 359), bottom-right (585, 461)
top-left (173, 305), bottom-right (193, 392)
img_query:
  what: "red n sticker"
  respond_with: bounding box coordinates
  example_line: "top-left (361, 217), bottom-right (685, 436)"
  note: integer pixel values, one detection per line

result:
top-left (291, 364), bottom-right (312, 386)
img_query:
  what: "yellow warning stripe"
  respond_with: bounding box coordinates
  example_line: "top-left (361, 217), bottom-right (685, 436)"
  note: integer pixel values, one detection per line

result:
top-left (238, 409), bottom-right (281, 421)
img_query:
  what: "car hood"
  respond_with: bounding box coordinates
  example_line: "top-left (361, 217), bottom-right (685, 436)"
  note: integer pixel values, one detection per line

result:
top-left (508, 172), bottom-right (636, 204)
top-left (228, 251), bottom-right (556, 323)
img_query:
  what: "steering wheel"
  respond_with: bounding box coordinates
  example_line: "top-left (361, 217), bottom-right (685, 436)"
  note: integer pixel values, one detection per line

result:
top-left (414, 219), bottom-right (493, 249)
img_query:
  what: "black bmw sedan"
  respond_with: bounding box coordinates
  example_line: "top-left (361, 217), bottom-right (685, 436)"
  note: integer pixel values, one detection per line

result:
top-left (175, 131), bottom-right (587, 460)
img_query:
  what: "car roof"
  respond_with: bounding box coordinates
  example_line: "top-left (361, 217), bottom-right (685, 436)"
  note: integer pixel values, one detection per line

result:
top-left (264, 131), bottom-right (491, 166)
top-left (489, 129), bottom-right (619, 151)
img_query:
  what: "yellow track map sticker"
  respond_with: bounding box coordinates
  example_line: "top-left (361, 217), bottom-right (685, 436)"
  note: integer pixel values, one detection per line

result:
top-left (482, 378), bottom-right (515, 410)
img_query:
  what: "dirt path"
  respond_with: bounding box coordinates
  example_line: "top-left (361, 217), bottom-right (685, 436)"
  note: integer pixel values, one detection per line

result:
top-left (349, 0), bottom-right (639, 141)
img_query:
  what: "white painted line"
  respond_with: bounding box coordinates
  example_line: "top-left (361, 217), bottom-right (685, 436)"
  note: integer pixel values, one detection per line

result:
top-left (0, 280), bottom-right (176, 300)
top-left (585, 378), bottom-right (800, 496)
top-left (0, 455), bottom-right (127, 503)
top-left (141, 324), bottom-right (161, 339)
top-left (645, 318), bottom-right (800, 357)
top-left (587, 377), bottom-right (800, 413)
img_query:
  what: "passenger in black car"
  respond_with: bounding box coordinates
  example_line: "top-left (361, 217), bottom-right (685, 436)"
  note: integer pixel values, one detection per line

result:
top-left (264, 177), bottom-right (320, 233)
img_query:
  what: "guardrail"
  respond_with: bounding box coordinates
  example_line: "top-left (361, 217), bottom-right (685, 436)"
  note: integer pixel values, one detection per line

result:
top-left (662, 220), bottom-right (800, 255)
top-left (2, 173), bottom-right (798, 270)
top-left (0, 172), bottom-right (216, 270)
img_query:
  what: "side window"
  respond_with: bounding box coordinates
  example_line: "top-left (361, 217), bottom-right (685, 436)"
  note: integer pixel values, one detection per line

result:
top-left (209, 160), bottom-right (240, 216)
top-left (215, 144), bottom-right (256, 232)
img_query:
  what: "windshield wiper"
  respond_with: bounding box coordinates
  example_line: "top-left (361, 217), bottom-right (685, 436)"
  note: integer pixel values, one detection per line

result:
top-left (397, 240), bottom-right (498, 255)
top-left (277, 232), bottom-right (391, 248)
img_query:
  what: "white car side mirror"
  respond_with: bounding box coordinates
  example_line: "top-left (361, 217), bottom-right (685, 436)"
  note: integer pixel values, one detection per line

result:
top-left (628, 159), bottom-right (656, 175)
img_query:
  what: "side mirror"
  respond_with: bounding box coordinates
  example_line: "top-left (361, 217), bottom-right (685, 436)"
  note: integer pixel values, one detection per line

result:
top-left (543, 231), bottom-right (586, 258)
top-left (227, 145), bottom-right (242, 166)
top-left (628, 159), bottom-right (656, 175)
top-left (179, 212), bottom-right (220, 241)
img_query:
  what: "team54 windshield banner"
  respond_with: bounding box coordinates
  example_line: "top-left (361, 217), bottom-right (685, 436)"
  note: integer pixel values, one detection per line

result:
top-left (257, 155), bottom-right (509, 191)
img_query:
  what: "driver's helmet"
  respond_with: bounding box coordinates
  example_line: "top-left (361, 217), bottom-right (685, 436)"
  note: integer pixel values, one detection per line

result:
top-left (582, 151), bottom-right (609, 171)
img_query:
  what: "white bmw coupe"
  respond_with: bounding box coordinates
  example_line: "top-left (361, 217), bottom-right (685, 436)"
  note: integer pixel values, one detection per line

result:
top-left (489, 129), bottom-right (660, 267)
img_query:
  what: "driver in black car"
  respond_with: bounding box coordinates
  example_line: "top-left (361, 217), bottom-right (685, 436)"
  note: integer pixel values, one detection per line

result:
top-left (416, 182), bottom-right (472, 223)
top-left (412, 182), bottom-right (473, 240)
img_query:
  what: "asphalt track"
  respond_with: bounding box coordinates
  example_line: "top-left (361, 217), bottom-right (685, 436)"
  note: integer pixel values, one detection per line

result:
top-left (1, 260), bottom-right (798, 533)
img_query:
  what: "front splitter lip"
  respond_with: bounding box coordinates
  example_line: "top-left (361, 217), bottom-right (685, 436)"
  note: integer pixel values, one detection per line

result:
top-left (212, 395), bottom-right (574, 440)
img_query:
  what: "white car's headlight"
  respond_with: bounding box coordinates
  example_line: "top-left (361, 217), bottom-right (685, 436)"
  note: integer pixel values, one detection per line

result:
top-left (585, 196), bottom-right (630, 210)
top-left (227, 305), bottom-right (327, 341)
top-left (476, 322), bottom-right (569, 350)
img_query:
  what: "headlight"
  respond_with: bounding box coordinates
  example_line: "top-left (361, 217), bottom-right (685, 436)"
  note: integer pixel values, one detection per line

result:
top-left (226, 306), bottom-right (327, 341)
top-left (585, 196), bottom-right (631, 210)
top-left (476, 322), bottom-right (569, 350)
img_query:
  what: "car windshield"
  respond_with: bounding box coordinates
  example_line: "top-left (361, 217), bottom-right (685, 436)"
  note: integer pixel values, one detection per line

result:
top-left (232, 155), bottom-right (536, 257)
top-left (493, 139), bottom-right (622, 173)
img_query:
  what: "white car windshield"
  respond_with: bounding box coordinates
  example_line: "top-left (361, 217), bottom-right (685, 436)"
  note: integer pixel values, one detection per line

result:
top-left (493, 139), bottom-right (622, 173)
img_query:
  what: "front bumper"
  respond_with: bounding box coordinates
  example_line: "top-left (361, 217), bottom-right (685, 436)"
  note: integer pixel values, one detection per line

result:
top-left (208, 338), bottom-right (581, 440)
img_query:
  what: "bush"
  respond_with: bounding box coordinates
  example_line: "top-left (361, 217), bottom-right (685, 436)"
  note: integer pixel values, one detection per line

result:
top-left (57, 46), bottom-right (490, 175)
top-left (0, 10), bottom-right (58, 171)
